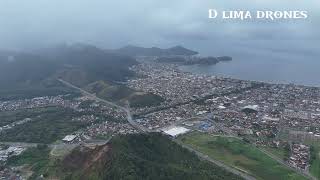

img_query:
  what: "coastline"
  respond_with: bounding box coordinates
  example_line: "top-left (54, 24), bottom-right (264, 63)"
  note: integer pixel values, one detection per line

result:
top-left (178, 64), bottom-right (320, 88)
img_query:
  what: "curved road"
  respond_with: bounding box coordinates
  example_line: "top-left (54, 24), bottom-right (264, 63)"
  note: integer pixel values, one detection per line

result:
top-left (58, 79), bottom-right (148, 133)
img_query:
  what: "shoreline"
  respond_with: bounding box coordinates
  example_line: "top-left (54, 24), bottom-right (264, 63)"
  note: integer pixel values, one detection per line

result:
top-left (177, 64), bottom-right (320, 89)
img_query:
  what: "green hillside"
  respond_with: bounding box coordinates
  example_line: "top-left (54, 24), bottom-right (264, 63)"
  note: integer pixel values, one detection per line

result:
top-left (9, 134), bottom-right (243, 180)
top-left (63, 133), bottom-right (242, 180)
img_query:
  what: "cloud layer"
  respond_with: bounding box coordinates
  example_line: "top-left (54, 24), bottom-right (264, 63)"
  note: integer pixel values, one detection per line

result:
top-left (0, 0), bottom-right (319, 55)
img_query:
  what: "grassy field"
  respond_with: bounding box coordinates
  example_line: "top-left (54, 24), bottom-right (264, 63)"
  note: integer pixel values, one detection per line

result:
top-left (262, 146), bottom-right (290, 161)
top-left (178, 132), bottom-right (307, 180)
top-left (309, 143), bottom-right (320, 179)
top-left (310, 146), bottom-right (320, 179)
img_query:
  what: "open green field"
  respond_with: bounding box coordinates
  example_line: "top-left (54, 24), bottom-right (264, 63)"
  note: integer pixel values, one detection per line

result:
top-left (310, 146), bottom-right (320, 179)
top-left (309, 143), bottom-right (320, 179)
top-left (178, 132), bottom-right (307, 180)
top-left (262, 145), bottom-right (290, 161)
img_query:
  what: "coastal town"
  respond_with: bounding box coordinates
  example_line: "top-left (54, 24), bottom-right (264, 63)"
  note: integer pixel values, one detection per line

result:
top-left (0, 58), bottom-right (319, 179)
top-left (127, 58), bottom-right (320, 173)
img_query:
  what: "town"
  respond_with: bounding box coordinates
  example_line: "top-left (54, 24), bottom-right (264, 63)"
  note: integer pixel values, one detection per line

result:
top-left (127, 58), bottom-right (320, 173)
top-left (0, 58), bottom-right (320, 179)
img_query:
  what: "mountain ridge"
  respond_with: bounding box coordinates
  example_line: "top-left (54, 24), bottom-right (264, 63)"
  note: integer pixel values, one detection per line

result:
top-left (110, 45), bottom-right (198, 56)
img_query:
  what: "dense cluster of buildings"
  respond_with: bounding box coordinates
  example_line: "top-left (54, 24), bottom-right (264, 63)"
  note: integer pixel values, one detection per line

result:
top-left (1, 58), bottom-right (320, 177)
top-left (136, 103), bottom-right (210, 130)
top-left (128, 62), bottom-right (252, 106)
top-left (126, 60), bottom-right (320, 171)
top-left (62, 121), bottom-right (138, 143)
top-left (0, 93), bottom-right (135, 147)
top-left (128, 61), bottom-right (320, 138)
top-left (0, 95), bottom-right (79, 112)
top-left (0, 167), bottom-right (22, 180)
top-left (83, 121), bottom-right (138, 137)
top-left (0, 146), bottom-right (25, 162)
top-left (288, 143), bottom-right (310, 170)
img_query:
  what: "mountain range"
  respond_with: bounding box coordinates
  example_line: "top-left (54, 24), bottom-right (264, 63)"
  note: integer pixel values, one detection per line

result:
top-left (0, 43), bottom-right (197, 104)
top-left (109, 45), bottom-right (198, 56)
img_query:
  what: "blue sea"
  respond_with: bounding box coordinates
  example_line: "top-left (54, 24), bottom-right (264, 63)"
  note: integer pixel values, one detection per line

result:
top-left (180, 40), bottom-right (320, 87)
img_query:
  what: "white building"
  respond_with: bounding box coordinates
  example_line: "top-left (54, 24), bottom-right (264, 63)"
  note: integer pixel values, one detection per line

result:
top-left (62, 135), bottom-right (77, 143)
top-left (162, 126), bottom-right (190, 137)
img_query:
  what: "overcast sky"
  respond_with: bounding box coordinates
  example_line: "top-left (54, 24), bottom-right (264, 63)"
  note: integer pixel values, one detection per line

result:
top-left (0, 0), bottom-right (319, 56)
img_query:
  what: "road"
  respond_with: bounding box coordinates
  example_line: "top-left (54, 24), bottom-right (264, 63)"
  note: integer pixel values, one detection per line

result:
top-left (173, 139), bottom-right (256, 180)
top-left (59, 79), bottom-right (257, 178)
top-left (59, 79), bottom-right (315, 180)
top-left (58, 79), bottom-right (148, 133)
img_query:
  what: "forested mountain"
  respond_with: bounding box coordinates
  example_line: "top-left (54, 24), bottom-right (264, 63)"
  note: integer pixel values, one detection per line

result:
top-left (110, 45), bottom-right (198, 56)
top-left (0, 44), bottom-right (138, 89)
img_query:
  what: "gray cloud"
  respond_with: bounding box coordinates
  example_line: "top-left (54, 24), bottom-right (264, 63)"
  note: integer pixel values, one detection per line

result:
top-left (0, 0), bottom-right (319, 55)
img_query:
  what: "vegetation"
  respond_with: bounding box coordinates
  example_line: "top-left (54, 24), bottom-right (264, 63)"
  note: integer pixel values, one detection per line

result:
top-left (0, 107), bottom-right (93, 143)
top-left (0, 109), bottom-right (37, 126)
top-left (179, 132), bottom-right (307, 180)
top-left (55, 133), bottom-right (242, 180)
top-left (7, 144), bottom-right (52, 179)
top-left (84, 80), bottom-right (164, 107)
top-left (85, 81), bottom-right (135, 102)
top-left (0, 86), bottom-right (78, 101)
top-left (129, 93), bottom-right (164, 108)
top-left (262, 144), bottom-right (290, 161)
top-left (310, 144), bottom-right (320, 179)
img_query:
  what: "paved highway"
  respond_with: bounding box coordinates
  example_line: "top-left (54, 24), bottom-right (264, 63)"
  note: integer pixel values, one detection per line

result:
top-left (58, 79), bottom-right (148, 133)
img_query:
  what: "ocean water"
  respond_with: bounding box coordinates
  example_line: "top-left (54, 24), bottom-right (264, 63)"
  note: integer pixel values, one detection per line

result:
top-left (180, 40), bottom-right (320, 87)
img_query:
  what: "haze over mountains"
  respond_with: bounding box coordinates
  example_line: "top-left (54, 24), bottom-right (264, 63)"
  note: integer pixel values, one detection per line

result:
top-left (0, 44), bottom-right (199, 89)
top-left (110, 45), bottom-right (199, 56)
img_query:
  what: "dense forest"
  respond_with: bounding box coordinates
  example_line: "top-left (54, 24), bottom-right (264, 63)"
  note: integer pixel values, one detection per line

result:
top-left (60, 133), bottom-right (242, 180)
